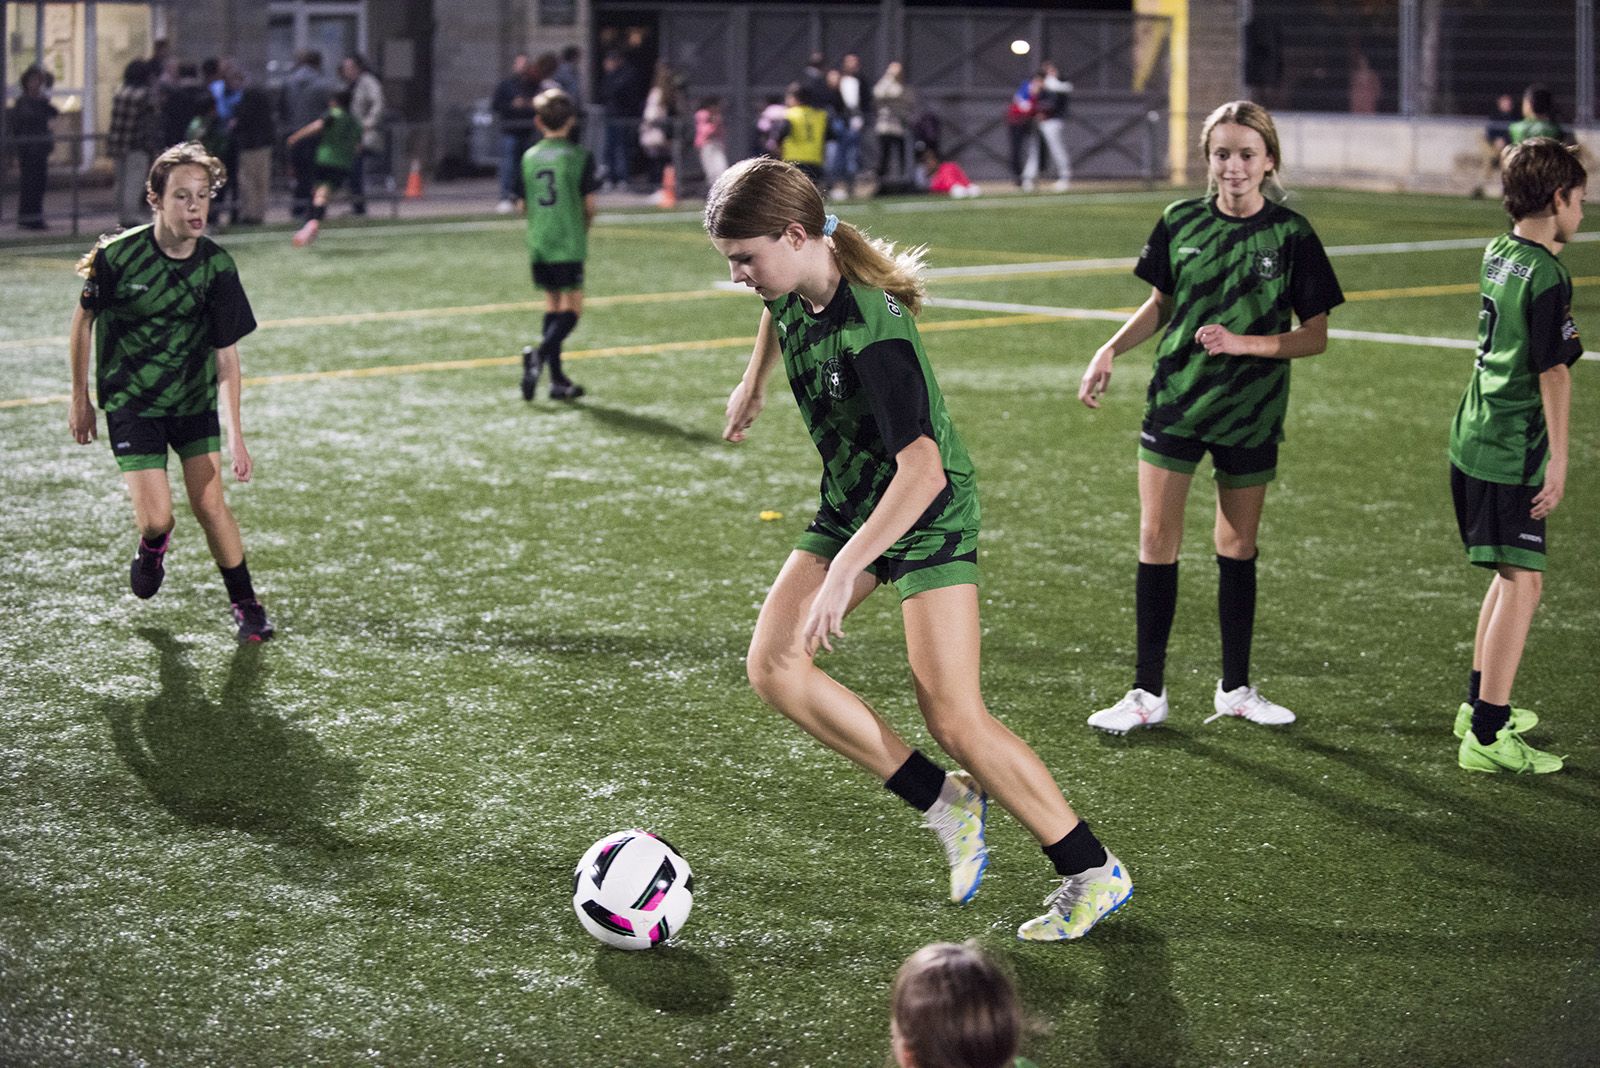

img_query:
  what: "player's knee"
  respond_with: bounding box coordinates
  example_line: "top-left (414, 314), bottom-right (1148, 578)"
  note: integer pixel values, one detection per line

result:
top-left (745, 647), bottom-right (799, 706)
top-left (1214, 530), bottom-right (1257, 558)
top-left (1138, 520), bottom-right (1181, 561)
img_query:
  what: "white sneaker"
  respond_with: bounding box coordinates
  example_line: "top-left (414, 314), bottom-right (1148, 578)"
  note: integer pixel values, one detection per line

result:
top-left (496, 199), bottom-right (515, 214)
top-left (922, 770), bottom-right (988, 903)
top-left (1051, 178), bottom-right (1071, 192)
top-left (1206, 682), bottom-right (1296, 726)
top-left (1086, 688), bottom-right (1168, 734)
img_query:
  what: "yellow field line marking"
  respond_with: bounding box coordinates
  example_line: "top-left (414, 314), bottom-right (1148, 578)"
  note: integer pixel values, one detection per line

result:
top-left (1344, 275), bottom-right (1600, 301)
top-left (0, 312), bottom-right (1064, 409)
top-left (0, 286), bottom-right (744, 351)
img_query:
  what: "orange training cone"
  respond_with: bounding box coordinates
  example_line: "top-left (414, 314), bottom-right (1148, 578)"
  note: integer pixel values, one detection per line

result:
top-left (404, 159), bottom-right (424, 199)
top-left (657, 164), bottom-right (677, 209)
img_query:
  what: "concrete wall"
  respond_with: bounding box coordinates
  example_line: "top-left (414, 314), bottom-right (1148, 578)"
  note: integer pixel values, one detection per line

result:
top-left (1274, 113), bottom-right (1598, 196)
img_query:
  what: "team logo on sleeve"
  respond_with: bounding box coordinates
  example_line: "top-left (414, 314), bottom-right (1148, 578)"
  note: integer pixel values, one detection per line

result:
top-left (1253, 248), bottom-right (1282, 281)
top-left (883, 292), bottom-right (902, 318)
top-left (820, 356), bottom-right (856, 401)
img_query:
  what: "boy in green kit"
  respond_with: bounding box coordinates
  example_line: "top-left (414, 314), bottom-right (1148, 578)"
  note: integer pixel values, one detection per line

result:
top-left (514, 89), bottom-right (599, 401)
top-left (1450, 137), bottom-right (1585, 773)
top-left (288, 88), bottom-right (362, 247)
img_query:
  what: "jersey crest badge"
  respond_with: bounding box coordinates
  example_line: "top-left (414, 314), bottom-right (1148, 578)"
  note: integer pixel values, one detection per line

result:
top-left (821, 356), bottom-right (855, 401)
top-left (883, 291), bottom-right (902, 318)
top-left (1253, 248), bottom-right (1281, 281)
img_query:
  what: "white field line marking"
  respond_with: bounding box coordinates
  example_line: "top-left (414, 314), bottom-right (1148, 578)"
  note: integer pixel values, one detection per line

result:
top-left (924, 295), bottom-right (1600, 361)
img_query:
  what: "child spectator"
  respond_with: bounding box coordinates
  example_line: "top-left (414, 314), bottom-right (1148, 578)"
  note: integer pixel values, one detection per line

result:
top-left (694, 95), bottom-right (729, 187)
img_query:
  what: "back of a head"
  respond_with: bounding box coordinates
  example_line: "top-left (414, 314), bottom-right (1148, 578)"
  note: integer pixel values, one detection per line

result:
top-left (534, 89), bottom-right (576, 132)
top-left (123, 58), bottom-right (150, 88)
top-left (891, 943), bottom-right (1020, 1068)
top-left (1525, 84), bottom-right (1554, 118)
top-left (1501, 136), bottom-right (1586, 221)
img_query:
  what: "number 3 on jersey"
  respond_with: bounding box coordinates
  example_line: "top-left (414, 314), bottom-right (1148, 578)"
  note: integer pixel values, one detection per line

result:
top-left (532, 168), bottom-right (559, 207)
top-left (1476, 294), bottom-right (1498, 370)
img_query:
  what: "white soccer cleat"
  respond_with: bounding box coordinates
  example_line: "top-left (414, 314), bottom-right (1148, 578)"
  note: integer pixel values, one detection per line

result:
top-left (922, 770), bottom-right (988, 904)
top-left (1086, 688), bottom-right (1168, 734)
top-left (1206, 682), bottom-right (1296, 726)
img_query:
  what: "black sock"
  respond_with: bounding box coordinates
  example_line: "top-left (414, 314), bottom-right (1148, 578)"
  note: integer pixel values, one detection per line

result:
top-left (540, 311), bottom-right (580, 383)
top-left (310, 203), bottom-right (326, 222)
top-left (884, 750), bottom-right (947, 813)
top-left (139, 530), bottom-right (170, 554)
top-left (219, 558), bottom-right (256, 604)
top-left (1217, 552), bottom-right (1258, 693)
top-left (1043, 820), bottom-right (1108, 877)
top-left (1470, 699), bottom-right (1511, 745)
top-left (1134, 561), bottom-right (1179, 694)
top-left (1468, 670), bottom-right (1482, 705)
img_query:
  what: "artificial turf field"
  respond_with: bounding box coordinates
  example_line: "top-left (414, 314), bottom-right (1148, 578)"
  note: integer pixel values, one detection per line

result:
top-left (2, 188), bottom-right (1598, 1067)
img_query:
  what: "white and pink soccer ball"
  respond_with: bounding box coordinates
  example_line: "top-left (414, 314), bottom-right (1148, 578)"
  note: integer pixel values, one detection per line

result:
top-left (571, 830), bottom-right (694, 950)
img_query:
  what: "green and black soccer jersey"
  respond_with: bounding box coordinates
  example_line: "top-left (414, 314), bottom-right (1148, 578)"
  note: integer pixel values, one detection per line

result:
top-left (765, 279), bottom-right (979, 567)
top-left (1509, 118), bottom-right (1564, 144)
top-left (1450, 233), bottom-right (1582, 485)
top-left (1134, 197), bottom-right (1344, 447)
top-left (314, 106), bottom-right (361, 172)
top-left (517, 138), bottom-right (600, 264)
top-left (79, 225), bottom-right (257, 417)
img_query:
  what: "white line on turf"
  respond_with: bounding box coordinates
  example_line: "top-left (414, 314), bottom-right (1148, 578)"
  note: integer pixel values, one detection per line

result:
top-left (922, 295), bottom-right (1600, 361)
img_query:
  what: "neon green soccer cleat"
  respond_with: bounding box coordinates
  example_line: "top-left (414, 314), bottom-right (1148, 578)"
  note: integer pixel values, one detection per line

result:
top-left (922, 770), bottom-right (988, 904)
top-left (1452, 701), bottom-right (1538, 740)
top-left (1017, 851), bottom-right (1133, 941)
top-left (1458, 726), bottom-right (1562, 774)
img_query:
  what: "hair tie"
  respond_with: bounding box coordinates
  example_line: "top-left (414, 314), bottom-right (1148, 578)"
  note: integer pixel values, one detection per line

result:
top-left (821, 213), bottom-right (839, 237)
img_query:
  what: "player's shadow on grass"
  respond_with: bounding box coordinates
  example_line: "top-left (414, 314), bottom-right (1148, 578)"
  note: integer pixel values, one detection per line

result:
top-left (592, 944), bottom-right (734, 1015)
top-left (577, 402), bottom-right (723, 448)
top-left (1005, 919), bottom-right (1189, 1067)
top-left (105, 628), bottom-right (363, 854)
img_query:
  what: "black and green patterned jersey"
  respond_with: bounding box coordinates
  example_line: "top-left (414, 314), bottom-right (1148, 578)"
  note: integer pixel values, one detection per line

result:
top-left (1134, 197), bottom-right (1344, 447)
top-left (764, 279), bottom-right (979, 565)
top-left (517, 138), bottom-right (600, 264)
top-left (79, 225), bottom-right (257, 417)
top-left (1509, 118), bottom-right (1564, 144)
top-left (314, 106), bottom-right (361, 171)
top-left (1450, 233), bottom-right (1582, 485)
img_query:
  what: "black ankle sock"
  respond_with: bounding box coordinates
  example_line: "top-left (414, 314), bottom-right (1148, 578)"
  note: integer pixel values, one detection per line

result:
top-left (1468, 670), bottom-right (1482, 705)
top-left (1043, 820), bottom-right (1108, 877)
top-left (310, 203), bottom-right (326, 221)
top-left (884, 750), bottom-right (947, 813)
top-left (1134, 561), bottom-right (1179, 694)
top-left (1217, 552), bottom-right (1258, 693)
top-left (1470, 699), bottom-right (1510, 745)
top-left (219, 558), bottom-right (255, 604)
top-left (140, 530), bottom-right (170, 554)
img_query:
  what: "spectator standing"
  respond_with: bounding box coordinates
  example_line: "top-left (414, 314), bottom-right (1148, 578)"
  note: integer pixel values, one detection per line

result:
top-left (340, 55), bottom-right (385, 215)
top-left (597, 50), bottom-right (643, 189)
top-left (873, 61), bottom-right (914, 183)
top-left (13, 65), bottom-right (58, 230)
top-left (1028, 61), bottom-right (1072, 191)
top-left (231, 68), bottom-right (276, 226)
top-left (1007, 74), bottom-right (1041, 189)
top-left (160, 62), bottom-right (206, 148)
top-left (491, 55), bottom-right (536, 212)
top-left (778, 82), bottom-right (829, 190)
top-left (554, 46), bottom-right (583, 106)
top-left (638, 62), bottom-right (679, 194)
top-left (107, 59), bottom-right (161, 227)
top-left (755, 93), bottom-right (788, 158)
top-left (694, 96), bottom-right (729, 187)
top-left (205, 58), bottom-right (244, 223)
top-left (281, 50), bottom-right (336, 218)
top-left (1510, 84), bottom-right (1565, 145)
top-left (830, 53), bottom-right (867, 198)
top-left (799, 51), bottom-right (828, 108)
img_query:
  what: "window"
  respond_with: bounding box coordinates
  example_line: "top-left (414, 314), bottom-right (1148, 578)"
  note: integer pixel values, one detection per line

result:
top-left (267, 1), bottom-right (366, 81)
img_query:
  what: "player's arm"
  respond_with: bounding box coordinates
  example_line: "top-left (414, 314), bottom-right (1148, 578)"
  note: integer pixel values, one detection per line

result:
top-left (215, 343), bottom-right (252, 482)
top-left (68, 304), bottom-right (97, 444)
top-left (1080, 286), bottom-right (1170, 408)
top-left (804, 435), bottom-right (947, 654)
top-left (723, 308), bottom-right (782, 442)
top-left (285, 117), bottom-right (323, 146)
top-left (1531, 363), bottom-right (1571, 519)
top-left (1195, 311), bottom-right (1328, 360)
top-left (583, 191), bottom-right (597, 229)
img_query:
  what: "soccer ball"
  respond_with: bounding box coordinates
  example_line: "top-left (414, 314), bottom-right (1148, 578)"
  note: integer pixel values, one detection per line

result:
top-left (571, 830), bottom-right (694, 950)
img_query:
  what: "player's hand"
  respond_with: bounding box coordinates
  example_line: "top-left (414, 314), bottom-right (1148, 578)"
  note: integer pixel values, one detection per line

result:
top-left (802, 571), bottom-right (852, 656)
top-left (1195, 323), bottom-right (1243, 356)
top-left (230, 439), bottom-right (253, 483)
top-left (723, 379), bottom-right (765, 442)
top-left (69, 396), bottom-right (97, 444)
top-left (1079, 347), bottom-right (1115, 408)
top-left (1531, 460), bottom-right (1565, 519)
